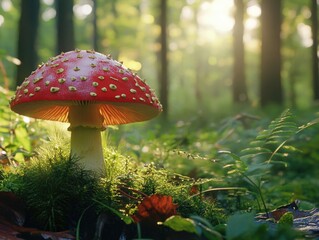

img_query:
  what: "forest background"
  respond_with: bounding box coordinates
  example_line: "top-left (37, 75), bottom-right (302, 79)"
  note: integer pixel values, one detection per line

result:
top-left (0, 0), bottom-right (318, 121)
top-left (0, 1), bottom-right (319, 238)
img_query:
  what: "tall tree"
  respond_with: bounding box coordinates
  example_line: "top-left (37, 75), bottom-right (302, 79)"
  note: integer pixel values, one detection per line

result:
top-left (110, 0), bottom-right (119, 59)
top-left (311, 0), bottom-right (319, 101)
top-left (193, 3), bottom-right (204, 109)
top-left (92, 0), bottom-right (99, 51)
top-left (260, 0), bottom-right (283, 106)
top-left (233, 0), bottom-right (248, 103)
top-left (16, 0), bottom-right (40, 87)
top-left (158, 0), bottom-right (168, 117)
top-left (55, 0), bottom-right (75, 53)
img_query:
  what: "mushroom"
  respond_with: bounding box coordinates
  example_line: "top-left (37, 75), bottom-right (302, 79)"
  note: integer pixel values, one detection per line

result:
top-left (10, 49), bottom-right (162, 172)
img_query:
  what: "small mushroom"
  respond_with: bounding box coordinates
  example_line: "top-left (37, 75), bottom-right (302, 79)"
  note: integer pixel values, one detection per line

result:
top-left (10, 50), bottom-right (162, 172)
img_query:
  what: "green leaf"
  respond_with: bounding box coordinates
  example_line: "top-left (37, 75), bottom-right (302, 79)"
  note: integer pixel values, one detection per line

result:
top-left (218, 151), bottom-right (241, 161)
top-left (15, 124), bottom-right (31, 151)
top-left (226, 212), bottom-right (257, 239)
top-left (298, 200), bottom-right (316, 210)
top-left (13, 152), bottom-right (25, 163)
top-left (240, 147), bottom-right (272, 155)
top-left (246, 162), bottom-right (272, 175)
top-left (278, 212), bottom-right (293, 226)
top-left (190, 215), bottom-right (223, 240)
top-left (163, 215), bottom-right (197, 234)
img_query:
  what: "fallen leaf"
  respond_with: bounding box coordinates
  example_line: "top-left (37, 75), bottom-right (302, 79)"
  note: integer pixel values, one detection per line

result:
top-left (132, 194), bottom-right (178, 224)
top-left (256, 200), bottom-right (316, 221)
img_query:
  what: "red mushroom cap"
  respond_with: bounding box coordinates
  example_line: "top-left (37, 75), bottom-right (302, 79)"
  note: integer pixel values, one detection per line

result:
top-left (10, 50), bottom-right (162, 126)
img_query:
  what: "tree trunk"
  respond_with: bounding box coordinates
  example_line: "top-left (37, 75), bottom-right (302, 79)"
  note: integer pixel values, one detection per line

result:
top-left (110, 0), bottom-right (119, 59)
top-left (311, 0), bottom-right (319, 101)
top-left (92, 0), bottom-right (99, 51)
top-left (195, 50), bottom-right (204, 108)
top-left (16, 0), bottom-right (40, 88)
top-left (55, 0), bottom-right (75, 53)
top-left (233, 0), bottom-right (248, 103)
top-left (260, 0), bottom-right (283, 106)
top-left (193, 4), bottom-right (203, 109)
top-left (158, 0), bottom-right (168, 118)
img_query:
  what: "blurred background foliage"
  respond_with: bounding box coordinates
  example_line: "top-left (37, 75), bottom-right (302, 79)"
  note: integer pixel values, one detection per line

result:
top-left (0, 0), bottom-right (318, 119)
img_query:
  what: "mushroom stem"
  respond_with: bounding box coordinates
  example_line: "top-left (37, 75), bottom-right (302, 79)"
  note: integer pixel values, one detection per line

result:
top-left (68, 104), bottom-right (106, 172)
top-left (70, 126), bottom-right (105, 172)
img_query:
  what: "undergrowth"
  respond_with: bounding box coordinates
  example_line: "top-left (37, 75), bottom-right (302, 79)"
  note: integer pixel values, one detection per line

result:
top-left (1, 150), bottom-right (98, 231)
top-left (0, 108), bottom-right (318, 239)
top-left (0, 145), bottom-right (225, 233)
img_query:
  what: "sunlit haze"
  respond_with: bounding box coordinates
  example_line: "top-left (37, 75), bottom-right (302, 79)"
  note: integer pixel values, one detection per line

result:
top-left (181, 0), bottom-right (263, 44)
top-left (197, 0), bottom-right (234, 33)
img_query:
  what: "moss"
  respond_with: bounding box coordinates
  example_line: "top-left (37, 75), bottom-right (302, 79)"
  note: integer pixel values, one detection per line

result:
top-left (2, 149), bottom-right (99, 231)
top-left (0, 145), bottom-right (226, 232)
top-left (278, 212), bottom-right (293, 226)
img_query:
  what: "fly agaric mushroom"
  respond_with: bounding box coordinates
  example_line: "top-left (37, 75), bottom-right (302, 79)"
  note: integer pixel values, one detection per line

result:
top-left (10, 49), bottom-right (162, 172)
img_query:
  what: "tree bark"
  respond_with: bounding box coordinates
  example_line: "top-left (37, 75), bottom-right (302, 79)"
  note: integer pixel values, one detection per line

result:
top-left (55, 0), bottom-right (75, 53)
top-left (159, 0), bottom-right (168, 118)
top-left (92, 0), bottom-right (99, 51)
top-left (260, 0), bottom-right (283, 106)
top-left (110, 0), bottom-right (119, 59)
top-left (233, 0), bottom-right (248, 103)
top-left (16, 0), bottom-right (40, 88)
top-left (311, 0), bottom-right (319, 101)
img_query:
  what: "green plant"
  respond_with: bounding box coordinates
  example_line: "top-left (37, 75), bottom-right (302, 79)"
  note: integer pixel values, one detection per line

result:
top-left (221, 109), bottom-right (318, 215)
top-left (278, 212), bottom-right (293, 226)
top-left (225, 212), bottom-right (300, 240)
top-left (0, 88), bottom-right (36, 166)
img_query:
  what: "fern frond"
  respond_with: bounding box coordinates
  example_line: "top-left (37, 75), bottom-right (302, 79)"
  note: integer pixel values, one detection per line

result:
top-left (240, 109), bottom-right (298, 164)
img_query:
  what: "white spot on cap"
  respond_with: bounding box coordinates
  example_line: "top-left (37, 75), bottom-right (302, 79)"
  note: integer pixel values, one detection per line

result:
top-left (109, 84), bottom-right (117, 90)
